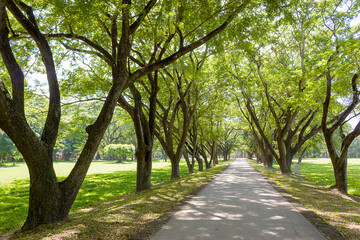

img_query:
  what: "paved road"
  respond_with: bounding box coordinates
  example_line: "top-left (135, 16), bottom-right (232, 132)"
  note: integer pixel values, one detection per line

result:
top-left (150, 158), bottom-right (327, 240)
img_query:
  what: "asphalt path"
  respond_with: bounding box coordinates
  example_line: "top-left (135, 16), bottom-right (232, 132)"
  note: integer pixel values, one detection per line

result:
top-left (150, 158), bottom-right (327, 240)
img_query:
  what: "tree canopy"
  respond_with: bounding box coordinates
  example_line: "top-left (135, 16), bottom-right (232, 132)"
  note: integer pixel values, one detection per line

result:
top-left (0, 0), bottom-right (359, 231)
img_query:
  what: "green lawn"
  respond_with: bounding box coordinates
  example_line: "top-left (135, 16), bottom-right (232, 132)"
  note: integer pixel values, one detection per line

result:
top-left (297, 158), bottom-right (360, 196)
top-left (0, 159), bottom-right (191, 233)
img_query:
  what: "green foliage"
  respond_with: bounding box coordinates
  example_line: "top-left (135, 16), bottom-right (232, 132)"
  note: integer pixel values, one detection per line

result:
top-left (103, 144), bottom-right (135, 161)
top-left (0, 132), bottom-right (22, 165)
top-left (348, 137), bottom-right (360, 158)
top-left (0, 133), bottom-right (16, 163)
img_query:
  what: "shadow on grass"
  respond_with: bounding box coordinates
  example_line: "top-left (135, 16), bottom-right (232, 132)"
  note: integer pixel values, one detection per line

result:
top-left (2, 164), bottom-right (228, 240)
top-left (248, 159), bottom-right (360, 240)
top-left (0, 161), bottom-right (191, 234)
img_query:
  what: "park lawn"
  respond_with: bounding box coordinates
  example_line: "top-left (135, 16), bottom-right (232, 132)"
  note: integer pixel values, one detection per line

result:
top-left (248, 158), bottom-right (360, 240)
top-left (0, 159), bottom-right (171, 184)
top-left (0, 160), bottom-right (231, 240)
top-left (299, 158), bottom-right (360, 196)
top-left (0, 159), bottom-right (199, 233)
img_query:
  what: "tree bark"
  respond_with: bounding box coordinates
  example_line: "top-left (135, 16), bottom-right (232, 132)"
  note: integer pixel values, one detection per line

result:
top-left (0, 0), bottom-right (256, 230)
top-left (135, 146), bottom-right (152, 191)
top-left (199, 146), bottom-right (211, 169)
top-left (118, 80), bottom-right (156, 192)
top-left (0, 0), bottom-right (130, 230)
top-left (170, 158), bottom-right (181, 179)
top-left (195, 154), bottom-right (204, 171)
top-left (332, 155), bottom-right (348, 192)
top-left (184, 151), bottom-right (194, 174)
top-left (265, 150), bottom-right (274, 168)
top-left (321, 57), bottom-right (360, 193)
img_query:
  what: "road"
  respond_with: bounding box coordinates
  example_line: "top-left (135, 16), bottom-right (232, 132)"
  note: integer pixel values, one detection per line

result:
top-left (150, 158), bottom-right (327, 240)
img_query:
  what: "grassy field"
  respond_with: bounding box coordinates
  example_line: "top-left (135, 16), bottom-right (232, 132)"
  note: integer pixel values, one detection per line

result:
top-left (0, 160), bottom-right (173, 184)
top-left (248, 158), bottom-right (360, 240)
top-left (1, 162), bottom-right (230, 240)
top-left (295, 158), bottom-right (360, 196)
top-left (0, 159), bottom-right (208, 233)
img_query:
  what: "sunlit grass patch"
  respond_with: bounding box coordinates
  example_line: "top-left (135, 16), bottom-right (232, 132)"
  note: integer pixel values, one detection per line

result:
top-left (0, 159), bottom-right (228, 235)
top-left (298, 158), bottom-right (360, 196)
top-left (1, 161), bottom-right (231, 240)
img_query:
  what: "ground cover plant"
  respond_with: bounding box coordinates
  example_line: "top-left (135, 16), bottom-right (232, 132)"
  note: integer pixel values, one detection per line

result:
top-left (0, 159), bottom-right (215, 234)
top-left (248, 159), bottom-right (360, 240)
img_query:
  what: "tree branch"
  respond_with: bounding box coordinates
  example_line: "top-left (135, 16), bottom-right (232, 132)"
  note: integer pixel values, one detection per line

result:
top-left (130, 0), bottom-right (250, 81)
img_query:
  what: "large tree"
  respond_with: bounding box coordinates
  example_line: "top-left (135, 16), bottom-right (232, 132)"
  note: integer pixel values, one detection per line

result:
top-left (155, 63), bottom-right (198, 179)
top-left (0, 0), bottom-right (255, 229)
top-left (319, 0), bottom-right (360, 193)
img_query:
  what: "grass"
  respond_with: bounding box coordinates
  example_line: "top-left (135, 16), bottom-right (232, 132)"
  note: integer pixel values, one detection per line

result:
top-left (0, 159), bottom-right (231, 239)
top-left (248, 158), bottom-right (360, 240)
top-left (296, 158), bottom-right (360, 196)
top-left (0, 160), bottom-right (171, 184)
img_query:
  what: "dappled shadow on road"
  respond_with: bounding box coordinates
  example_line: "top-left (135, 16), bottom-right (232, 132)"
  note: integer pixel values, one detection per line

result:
top-left (255, 164), bottom-right (360, 240)
top-left (151, 160), bottom-right (325, 240)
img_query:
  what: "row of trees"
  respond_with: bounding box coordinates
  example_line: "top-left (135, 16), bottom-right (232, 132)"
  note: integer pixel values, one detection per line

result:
top-left (225, 0), bottom-right (360, 193)
top-left (1, 0), bottom-right (359, 232)
top-left (0, 0), bottom-right (268, 231)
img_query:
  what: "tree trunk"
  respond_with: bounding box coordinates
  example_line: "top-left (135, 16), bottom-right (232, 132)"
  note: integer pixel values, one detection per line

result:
top-left (285, 139), bottom-right (294, 171)
top-left (23, 159), bottom-right (61, 230)
top-left (170, 158), bottom-right (180, 179)
top-left (297, 145), bottom-right (309, 165)
top-left (211, 141), bottom-right (218, 166)
top-left (195, 155), bottom-right (203, 171)
top-left (332, 156), bottom-right (347, 193)
top-left (298, 153), bottom-right (303, 165)
top-left (201, 150), bottom-right (211, 169)
top-left (255, 151), bottom-right (263, 164)
top-left (277, 136), bottom-right (291, 173)
top-left (136, 147), bottom-right (152, 192)
top-left (21, 146), bottom-right (80, 230)
top-left (184, 152), bottom-right (194, 174)
top-left (205, 158), bottom-right (211, 169)
top-left (223, 150), bottom-right (229, 161)
top-left (161, 149), bottom-right (167, 162)
top-left (265, 149), bottom-right (274, 168)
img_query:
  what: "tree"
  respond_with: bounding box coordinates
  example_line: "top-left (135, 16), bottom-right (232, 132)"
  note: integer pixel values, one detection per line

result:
top-left (117, 0), bottom-right (254, 189)
top-left (1, 0), bottom-right (250, 230)
top-left (322, 69), bottom-right (359, 193)
top-left (224, 0), bottom-right (331, 173)
top-left (237, 99), bottom-right (275, 167)
top-left (320, 0), bottom-right (360, 193)
top-left (155, 63), bottom-right (199, 179)
top-left (103, 143), bottom-right (135, 162)
top-left (218, 122), bottom-right (239, 161)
